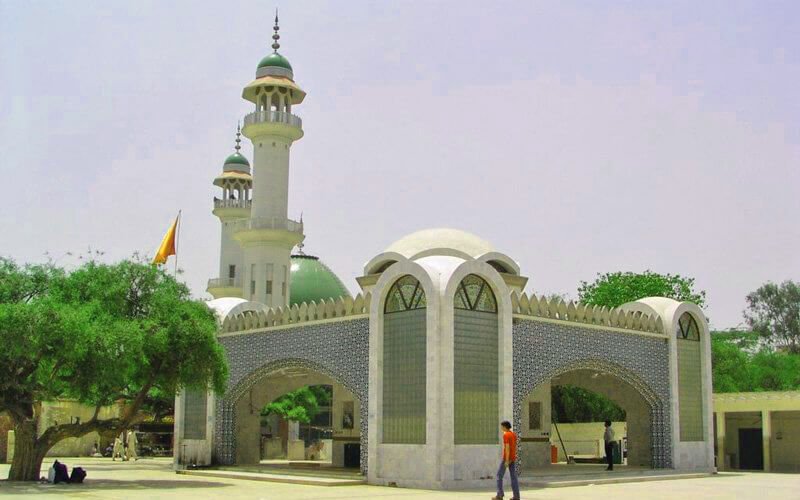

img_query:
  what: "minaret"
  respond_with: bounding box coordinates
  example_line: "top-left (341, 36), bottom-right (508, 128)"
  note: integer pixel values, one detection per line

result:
top-left (234, 12), bottom-right (305, 307)
top-left (207, 125), bottom-right (252, 299)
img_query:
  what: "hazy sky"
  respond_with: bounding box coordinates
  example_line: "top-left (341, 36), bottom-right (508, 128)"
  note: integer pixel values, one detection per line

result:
top-left (1, 1), bottom-right (798, 330)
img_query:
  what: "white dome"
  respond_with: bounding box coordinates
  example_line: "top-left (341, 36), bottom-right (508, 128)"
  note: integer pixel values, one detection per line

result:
top-left (206, 297), bottom-right (248, 322)
top-left (385, 228), bottom-right (495, 260)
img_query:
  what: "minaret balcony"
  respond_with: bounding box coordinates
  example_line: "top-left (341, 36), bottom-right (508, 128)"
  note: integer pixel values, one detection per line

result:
top-left (242, 110), bottom-right (304, 140)
top-left (212, 197), bottom-right (252, 219)
top-left (207, 277), bottom-right (243, 299)
top-left (230, 216), bottom-right (305, 246)
top-left (231, 216), bottom-right (303, 233)
top-left (214, 198), bottom-right (252, 209)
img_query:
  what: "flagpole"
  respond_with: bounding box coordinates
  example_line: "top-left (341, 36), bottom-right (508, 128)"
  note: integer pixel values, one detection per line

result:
top-left (174, 210), bottom-right (182, 278)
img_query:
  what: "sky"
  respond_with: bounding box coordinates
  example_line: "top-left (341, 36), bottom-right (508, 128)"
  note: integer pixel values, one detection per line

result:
top-left (1, 0), bottom-right (798, 330)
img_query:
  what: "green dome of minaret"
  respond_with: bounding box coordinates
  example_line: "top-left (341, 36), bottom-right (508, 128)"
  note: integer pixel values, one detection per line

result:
top-left (258, 52), bottom-right (292, 71)
top-left (290, 252), bottom-right (351, 306)
top-left (224, 152), bottom-right (250, 166)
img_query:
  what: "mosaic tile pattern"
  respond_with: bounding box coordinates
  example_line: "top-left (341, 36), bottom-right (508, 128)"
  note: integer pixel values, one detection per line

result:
top-left (214, 318), bottom-right (370, 473)
top-left (512, 319), bottom-right (673, 468)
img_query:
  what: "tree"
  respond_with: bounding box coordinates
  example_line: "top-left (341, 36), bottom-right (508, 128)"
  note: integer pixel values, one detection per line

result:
top-left (711, 331), bottom-right (757, 392)
top-left (0, 257), bottom-right (228, 481)
top-left (577, 270), bottom-right (706, 309)
top-left (261, 385), bottom-right (331, 424)
top-left (744, 281), bottom-right (800, 354)
top-left (551, 385), bottom-right (625, 423)
top-left (711, 331), bottom-right (800, 392)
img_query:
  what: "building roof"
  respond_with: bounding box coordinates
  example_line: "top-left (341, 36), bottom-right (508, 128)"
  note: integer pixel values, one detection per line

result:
top-left (714, 390), bottom-right (800, 401)
top-left (213, 170), bottom-right (252, 187)
top-left (242, 75), bottom-right (306, 104)
top-left (290, 254), bottom-right (351, 306)
top-left (385, 228), bottom-right (495, 260)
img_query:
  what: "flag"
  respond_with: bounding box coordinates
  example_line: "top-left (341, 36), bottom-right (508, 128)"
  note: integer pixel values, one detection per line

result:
top-left (152, 213), bottom-right (180, 265)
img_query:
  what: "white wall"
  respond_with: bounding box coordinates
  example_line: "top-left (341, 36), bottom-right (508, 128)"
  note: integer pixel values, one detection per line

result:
top-left (520, 383), bottom-right (552, 468)
top-left (173, 389), bottom-right (216, 467)
top-left (772, 411), bottom-right (800, 472)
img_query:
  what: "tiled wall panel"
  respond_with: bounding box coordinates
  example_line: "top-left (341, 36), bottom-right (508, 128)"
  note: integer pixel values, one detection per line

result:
top-left (512, 319), bottom-right (673, 468)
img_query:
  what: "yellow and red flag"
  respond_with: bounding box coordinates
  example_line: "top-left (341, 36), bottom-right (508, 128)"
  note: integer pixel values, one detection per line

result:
top-left (152, 212), bottom-right (180, 265)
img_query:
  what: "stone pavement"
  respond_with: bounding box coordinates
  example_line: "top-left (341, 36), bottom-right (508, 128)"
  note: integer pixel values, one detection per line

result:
top-left (1, 457), bottom-right (799, 499)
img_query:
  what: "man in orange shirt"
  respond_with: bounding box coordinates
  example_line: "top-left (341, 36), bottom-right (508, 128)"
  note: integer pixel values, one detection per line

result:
top-left (493, 420), bottom-right (520, 500)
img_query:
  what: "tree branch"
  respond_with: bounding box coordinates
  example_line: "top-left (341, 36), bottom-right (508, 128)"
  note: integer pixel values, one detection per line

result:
top-left (90, 403), bottom-right (102, 423)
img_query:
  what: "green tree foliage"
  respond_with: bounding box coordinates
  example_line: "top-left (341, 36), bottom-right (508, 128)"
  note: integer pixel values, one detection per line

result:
top-left (577, 270), bottom-right (706, 309)
top-left (551, 385), bottom-right (625, 423)
top-left (711, 331), bottom-right (800, 392)
top-left (744, 281), bottom-right (800, 354)
top-left (261, 385), bottom-right (331, 424)
top-left (0, 257), bottom-right (228, 480)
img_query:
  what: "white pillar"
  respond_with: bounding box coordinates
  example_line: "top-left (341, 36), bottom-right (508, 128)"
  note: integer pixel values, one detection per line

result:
top-left (716, 411), bottom-right (726, 471)
top-left (762, 410), bottom-right (771, 472)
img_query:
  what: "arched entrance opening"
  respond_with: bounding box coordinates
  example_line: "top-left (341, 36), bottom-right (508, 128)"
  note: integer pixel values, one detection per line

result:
top-left (518, 361), bottom-right (663, 470)
top-left (230, 361), bottom-right (364, 470)
top-left (259, 383), bottom-right (334, 463)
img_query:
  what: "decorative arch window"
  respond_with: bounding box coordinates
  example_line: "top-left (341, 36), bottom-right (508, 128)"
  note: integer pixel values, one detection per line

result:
top-left (676, 311), bottom-right (704, 441)
top-left (382, 275), bottom-right (426, 444)
top-left (677, 312), bottom-right (700, 341)
top-left (384, 274), bottom-right (426, 313)
top-left (453, 274), bottom-right (499, 444)
top-left (454, 274), bottom-right (497, 313)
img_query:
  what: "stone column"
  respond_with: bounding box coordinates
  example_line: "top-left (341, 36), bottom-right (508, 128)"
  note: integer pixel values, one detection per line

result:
top-left (715, 411), bottom-right (726, 471)
top-left (762, 410), bottom-right (771, 472)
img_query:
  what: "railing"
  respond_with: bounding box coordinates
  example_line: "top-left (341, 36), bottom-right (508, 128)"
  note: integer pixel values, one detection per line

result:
top-left (243, 110), bottom-right (303, 129)
top-left (230, 217), bottom-right (304, 234)
top-left (207, 277), bottom-right (242, 288)
top-left (214, 198), bottom-right (252, 209)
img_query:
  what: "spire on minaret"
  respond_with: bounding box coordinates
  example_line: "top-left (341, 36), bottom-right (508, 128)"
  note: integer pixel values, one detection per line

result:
top-left (234, 123), bottom-right (242, 153)
top-left (271, 10), bottom-right (281, 52)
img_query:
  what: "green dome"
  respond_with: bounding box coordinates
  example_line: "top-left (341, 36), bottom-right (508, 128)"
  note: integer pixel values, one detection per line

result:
top-left (257, 52), bottom-right (293, 71)
top-left (290, 255), bottom-right (351, 307)
top-left (224, 152), bottom-right (250, 167)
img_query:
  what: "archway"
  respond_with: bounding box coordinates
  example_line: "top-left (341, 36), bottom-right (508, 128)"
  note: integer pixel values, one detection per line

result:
top-left (218, 358), bottom-right (367, 472)
top-left (516, 360), bottom-right (667, 470)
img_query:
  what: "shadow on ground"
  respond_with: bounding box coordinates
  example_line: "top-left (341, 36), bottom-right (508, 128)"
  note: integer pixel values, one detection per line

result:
top-left (0, 478), bottom-right (232, 493)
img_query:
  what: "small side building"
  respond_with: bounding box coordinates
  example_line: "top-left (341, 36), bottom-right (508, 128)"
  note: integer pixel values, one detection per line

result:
top-left (714, 391), bottom-right (800, 472)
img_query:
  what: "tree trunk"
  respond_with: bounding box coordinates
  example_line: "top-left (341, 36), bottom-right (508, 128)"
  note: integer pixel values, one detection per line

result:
top-left (7, 420), bottom-right (48, 481)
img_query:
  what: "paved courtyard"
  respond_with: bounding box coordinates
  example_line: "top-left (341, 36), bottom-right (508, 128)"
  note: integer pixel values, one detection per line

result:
top-left (1, 458), bottom-right (798, 499)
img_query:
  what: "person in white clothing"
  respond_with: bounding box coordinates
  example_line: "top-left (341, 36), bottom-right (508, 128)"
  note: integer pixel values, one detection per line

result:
top-left (603, 420), bottom-right (615, 471)
top-left (126, 429), bottom-right (139, 461)
top-left (112, 432), bottom-right (125, 461)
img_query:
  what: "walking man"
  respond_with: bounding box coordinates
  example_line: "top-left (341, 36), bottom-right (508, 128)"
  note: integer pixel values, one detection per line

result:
top-left (493, 420), bottom-right (520, 500)
top-left (112, 432), bottom-right (124, 461)
top-left (126, 429), bottom-right (139, 461)
top-left (604, 420), bottom-right (615, 471)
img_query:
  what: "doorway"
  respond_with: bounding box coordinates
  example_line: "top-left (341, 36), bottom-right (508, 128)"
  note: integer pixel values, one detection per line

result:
top-left (738, 428), bottom-right (764, 470)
